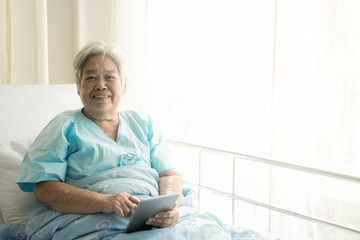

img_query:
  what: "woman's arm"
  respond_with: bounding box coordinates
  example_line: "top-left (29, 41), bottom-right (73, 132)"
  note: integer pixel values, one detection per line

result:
top-left (158, 169), bottom-right (183, 202)
top-left (34, 180), bottom-right (139, 217)
top-left (146, 168), bottom-right (183, 228)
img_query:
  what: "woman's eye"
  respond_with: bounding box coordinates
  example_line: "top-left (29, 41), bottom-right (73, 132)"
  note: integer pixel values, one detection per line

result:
top-left (86, 76), bottom-right (96, 80)
top-left (106, 76), bottom-right (115, 80)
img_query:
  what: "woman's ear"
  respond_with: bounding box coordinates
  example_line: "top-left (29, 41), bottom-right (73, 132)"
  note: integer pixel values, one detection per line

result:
top-left (122, 77), bottom-right (127, 94)
top-left (77, 82), bottom-right (81, 96)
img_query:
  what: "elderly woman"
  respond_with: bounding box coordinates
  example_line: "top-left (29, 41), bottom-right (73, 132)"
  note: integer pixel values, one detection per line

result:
top-left (16, 41), bottom-right (183, 229)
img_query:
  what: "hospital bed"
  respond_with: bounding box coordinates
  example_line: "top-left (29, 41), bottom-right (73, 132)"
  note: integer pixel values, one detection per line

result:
top-left (0, 84), bottom-right (359, 239)
top-left (0, 84), bottom-right (265, 239)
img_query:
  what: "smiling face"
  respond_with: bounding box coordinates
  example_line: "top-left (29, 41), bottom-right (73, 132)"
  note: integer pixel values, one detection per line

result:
top-left (78, 55), bottom-right (126, 120)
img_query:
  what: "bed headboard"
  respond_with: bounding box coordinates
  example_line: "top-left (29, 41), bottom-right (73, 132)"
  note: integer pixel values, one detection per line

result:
top-left (0, 84), bottom-right (82, 143)
top-left (0, 84), bottom-right (83, 224)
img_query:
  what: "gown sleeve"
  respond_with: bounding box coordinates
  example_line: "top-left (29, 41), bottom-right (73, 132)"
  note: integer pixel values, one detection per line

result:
top-left (16, 113), bottom-right (72, 192)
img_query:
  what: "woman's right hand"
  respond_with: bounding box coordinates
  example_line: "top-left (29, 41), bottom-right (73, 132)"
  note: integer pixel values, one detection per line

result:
top-left (35, 181), bottom-right (139, 217)
top-left (101, 192), bottom-right (140, 217)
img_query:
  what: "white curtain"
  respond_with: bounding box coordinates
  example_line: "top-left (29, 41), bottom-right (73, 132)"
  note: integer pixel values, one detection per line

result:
top-left (35, 0), bottom-right (49, 84)
top-left (113, 0), bottom-right (148, 111)
top-left (6, 0), bottom-right (49, 85)
top-left (0, 0), bottom-right (11, 84)
top-left (116, 0), bottom-right (360, 239)
top-left (2, 0), bottom-right (115, 85)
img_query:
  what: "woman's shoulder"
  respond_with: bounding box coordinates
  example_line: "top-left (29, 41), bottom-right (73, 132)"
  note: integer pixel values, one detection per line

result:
top-left (53, 109), bottom-right (81, 118)
top-left (118, 110), bottom-right (150, 122)
top-left (45, 109), bottom-right (83, 127)
top-left (118, 110), bottom-right (154, 132)
top-left (31, 109), bottom-right (83, 148)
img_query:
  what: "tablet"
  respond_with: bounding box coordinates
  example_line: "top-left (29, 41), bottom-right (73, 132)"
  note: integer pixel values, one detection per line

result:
top-left (125, 193), bottom-right (180, 233)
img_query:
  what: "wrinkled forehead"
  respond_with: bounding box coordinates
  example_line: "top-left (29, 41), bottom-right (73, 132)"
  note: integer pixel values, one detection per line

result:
top-left (82, 55), bottom-right (119, 74)
top-left (82, 69), bottom-right (118, 76)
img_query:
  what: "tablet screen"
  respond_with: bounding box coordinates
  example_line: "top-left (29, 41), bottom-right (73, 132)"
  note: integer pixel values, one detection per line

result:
top-left (125, 193), bottom-right (180, 233)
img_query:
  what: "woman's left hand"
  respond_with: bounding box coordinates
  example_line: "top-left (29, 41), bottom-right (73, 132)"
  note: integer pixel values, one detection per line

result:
top-left (146, 202), bottom-right (179, 228)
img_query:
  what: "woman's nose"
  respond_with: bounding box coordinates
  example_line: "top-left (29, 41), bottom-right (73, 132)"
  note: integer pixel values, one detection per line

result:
top-left (95, 77), bottom-right (107, 90)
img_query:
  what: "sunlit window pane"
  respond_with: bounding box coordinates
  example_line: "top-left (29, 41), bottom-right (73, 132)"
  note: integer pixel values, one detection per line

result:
top-left (200, 152), bottom-right (233, 193)
top-left (145, 0), bottom-right (275, 159)
top-left (116, 0), bottom-right (360, 238)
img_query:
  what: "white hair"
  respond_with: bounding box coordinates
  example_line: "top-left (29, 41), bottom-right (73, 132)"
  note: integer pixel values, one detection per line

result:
top-left (73, 41), bottom-right (126, 89)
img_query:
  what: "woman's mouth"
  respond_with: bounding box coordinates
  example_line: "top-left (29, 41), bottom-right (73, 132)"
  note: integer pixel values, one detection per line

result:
top-left (92, 94), bottom-right (111, 99)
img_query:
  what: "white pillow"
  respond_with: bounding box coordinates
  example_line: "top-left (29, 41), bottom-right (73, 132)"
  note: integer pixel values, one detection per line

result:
top-left (0, 137), bottom-right (42, 224)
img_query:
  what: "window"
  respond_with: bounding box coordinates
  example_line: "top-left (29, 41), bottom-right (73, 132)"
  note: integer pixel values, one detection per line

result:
top-left (116, 1), bottom-right (360, 239)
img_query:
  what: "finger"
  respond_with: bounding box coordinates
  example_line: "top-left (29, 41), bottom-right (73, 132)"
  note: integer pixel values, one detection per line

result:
top-left (154, 205), bottom-right (178, 218)
top-left (122, 200), bottom-right (136, 217)
top-left (171, 202), bottom-right (178, 209)
top-left (115, 194), bottom-right (136, 216)
top-left (154, 210), bottom-right (173, 218)
top-left (149, 208), bottom-right (179, 228)
top-left (154, 202), bottom-right (178, 217)
top-left (117, 200), bottom-right (133, 217)
top-left (122, 206), bottom-right (131, 217)
top-left (128, 207), bottom-right (136, 217)
top-left (121, 194), bottom-right (138, 206)
top-left (129, 195), bottom-right (140, 204)
top-left (148, 212), bottom-right (179, 224)
top-left (123, 199), bottom-right (137, 216)
top-left (147, 217), bottom-right (175, 228)
top-left (114, 206), bottom-right (125, 218)
top-left (126, 201), bottom-right (137, 216)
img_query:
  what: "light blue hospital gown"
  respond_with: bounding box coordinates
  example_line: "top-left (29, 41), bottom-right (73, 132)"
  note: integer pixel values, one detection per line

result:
top-left (16, 109), bottom-right (173, 192)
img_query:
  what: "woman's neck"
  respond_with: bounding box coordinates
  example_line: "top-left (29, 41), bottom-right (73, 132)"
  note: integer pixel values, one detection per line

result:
top-left (82, 108), bottom-right (119, 141)
top-left (82, 108), bottom-right (118, 122)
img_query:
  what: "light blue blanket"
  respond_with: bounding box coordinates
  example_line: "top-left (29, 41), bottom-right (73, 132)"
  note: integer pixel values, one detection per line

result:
top-left (0, 166), bottom-right (265, 240)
